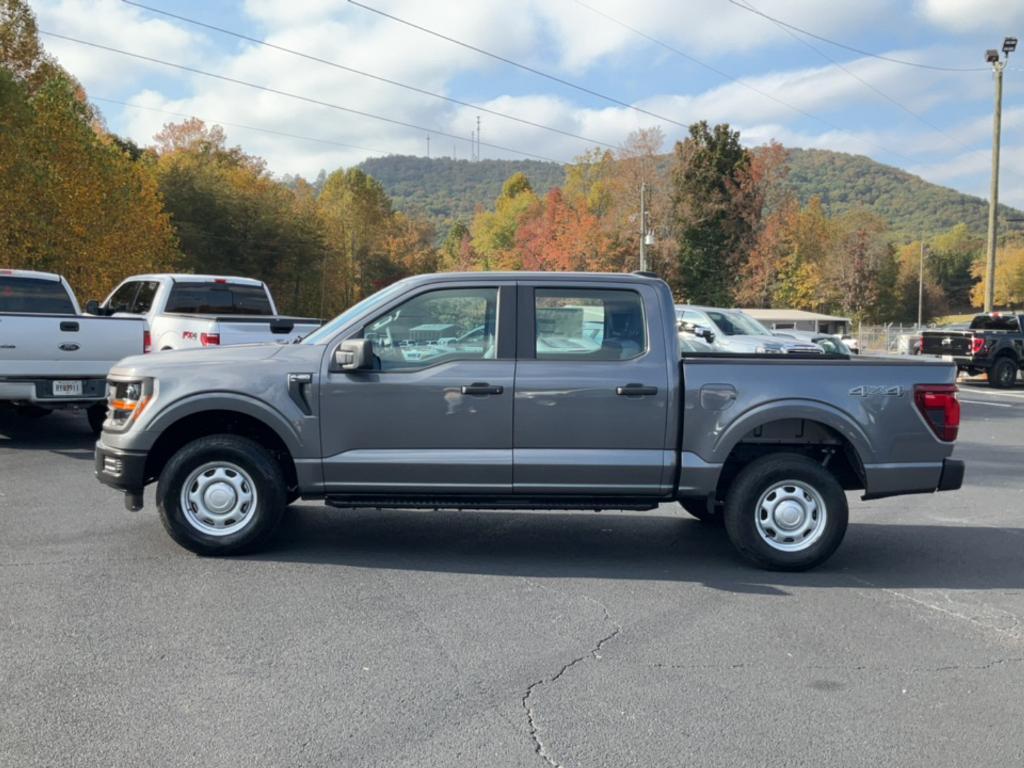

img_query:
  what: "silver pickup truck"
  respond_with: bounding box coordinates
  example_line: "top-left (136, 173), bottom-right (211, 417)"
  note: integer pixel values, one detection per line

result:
top-left (94, 272), bottom-right (963, 570)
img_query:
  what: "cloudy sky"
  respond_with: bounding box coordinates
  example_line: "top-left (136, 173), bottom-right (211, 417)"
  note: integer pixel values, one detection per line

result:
top-left (30, 0), bottom-right (1024, 205)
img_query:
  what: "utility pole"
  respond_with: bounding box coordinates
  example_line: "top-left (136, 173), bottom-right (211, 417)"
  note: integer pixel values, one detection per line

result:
top-left (917, 238), bottom-right (926, 328)
top-left (426, 134), bottom-right (430, 158)
top-left (476, 115), bottom-right (481, 161)
top-left (639, 182), bottom-right (647, 272)
top-left (984, 38), bottom-right (1016, 312)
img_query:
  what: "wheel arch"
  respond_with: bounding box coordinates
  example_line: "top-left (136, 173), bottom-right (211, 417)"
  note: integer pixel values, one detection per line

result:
top-left (143, 406), bottom-right (299, 493)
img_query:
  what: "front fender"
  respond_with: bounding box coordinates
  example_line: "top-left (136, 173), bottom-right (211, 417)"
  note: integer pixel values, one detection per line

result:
top-left (136, 391), bottom-right (309, 456)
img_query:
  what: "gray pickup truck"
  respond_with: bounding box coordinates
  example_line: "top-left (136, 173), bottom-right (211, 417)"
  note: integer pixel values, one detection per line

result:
top-left (94, 272), bottom-right (963, 570)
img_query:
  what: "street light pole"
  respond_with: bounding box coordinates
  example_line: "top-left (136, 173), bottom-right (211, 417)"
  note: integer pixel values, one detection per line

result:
top-left (639, 181), bottom-right (647, 272)
top-left (984, 38), bottom-right (1016, 312)
top-left (918, 238), bottom-right (925, 328)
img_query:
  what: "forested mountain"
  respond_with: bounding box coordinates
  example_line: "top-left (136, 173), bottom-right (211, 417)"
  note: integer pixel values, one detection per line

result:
top-left (355, 155), bottom-right (564, 233)
top-left (358, 149), bottom-right (1022, 243)
top-left (783, 148), bottom-right (1019, 240)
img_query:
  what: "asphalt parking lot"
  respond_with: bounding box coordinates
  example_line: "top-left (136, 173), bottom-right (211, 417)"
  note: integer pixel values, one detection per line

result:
top-left (2, 384), bottom-right (1023, 768)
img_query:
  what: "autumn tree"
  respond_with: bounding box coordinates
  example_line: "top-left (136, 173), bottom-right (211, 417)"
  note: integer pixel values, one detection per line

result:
top-left (1, 4), bottom-right (179, 301)
top-left (970, 241), bottom-right (1024, 308)
top-left (927, 223), bottom-right (981, 310)
top-left (470, 172), bottom-right (538, 269)
top-left (671, 121), bottom-right (757, 305)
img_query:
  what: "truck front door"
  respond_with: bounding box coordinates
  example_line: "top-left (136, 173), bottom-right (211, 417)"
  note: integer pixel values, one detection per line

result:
top-left (319, 283), bottom-right (515, 495)
top-left (513, 283), bottom-right (673, 496)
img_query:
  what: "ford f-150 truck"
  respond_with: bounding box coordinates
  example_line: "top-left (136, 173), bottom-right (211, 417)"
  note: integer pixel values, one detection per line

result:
top-left (91, 274), bottom-right (321, 351)
top-left (0, 269), bottom-right (146, 433)
top-left (921, 312), bottom-right (1024, 388)
top-left (94, 272), bottom-right (964, 570)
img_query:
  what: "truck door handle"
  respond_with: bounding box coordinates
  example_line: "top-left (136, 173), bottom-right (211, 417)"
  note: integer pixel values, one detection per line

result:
top-left (616, 384), bottom-right (658, 397)
top-left (461, 383), bottom-right (504, 395)
top-left (60, 321), bottom-right (79, 332)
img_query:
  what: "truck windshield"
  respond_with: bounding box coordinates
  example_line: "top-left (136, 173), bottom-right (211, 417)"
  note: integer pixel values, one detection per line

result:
top-left (301, 281), bottom-right (410, 345)
top-left (0, 277), bottom-right (75, 314)
top-left (706, 310), bottom-right (770, 336)
top-left (970, 314), bottom-right (1021, 332)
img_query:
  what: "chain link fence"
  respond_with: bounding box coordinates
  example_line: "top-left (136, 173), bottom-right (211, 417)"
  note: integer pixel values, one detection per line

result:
top-left (854, 324), bottom-right (923, 355)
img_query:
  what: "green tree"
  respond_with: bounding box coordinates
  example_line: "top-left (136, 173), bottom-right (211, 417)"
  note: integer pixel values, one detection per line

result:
top-left (927, 223), bottom-right (981, 311)
top-left (470, 172), bottom-right (538, 269)
top-left (670, 121), bottom-right (756, 304)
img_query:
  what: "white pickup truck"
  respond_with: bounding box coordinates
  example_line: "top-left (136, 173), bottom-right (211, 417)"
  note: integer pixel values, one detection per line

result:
top-left (90, 274), bottom-right (321, 351)
top-left (0, 269), bottom-right (146, 432)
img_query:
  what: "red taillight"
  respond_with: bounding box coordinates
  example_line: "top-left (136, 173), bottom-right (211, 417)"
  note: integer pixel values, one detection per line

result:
top-left (200, 332), bottom-right (220, 346)
top-left (143, 330), bottom-right (152, 354)
top-left (971, 336), bottom-right (985, 354)
top-left (914, 384), bottom-right (960, 442)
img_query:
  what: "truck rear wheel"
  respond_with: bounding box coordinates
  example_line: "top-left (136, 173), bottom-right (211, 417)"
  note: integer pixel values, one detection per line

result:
top-left (723, 453), bottom-right (848, 571)
top-left (989, 357), bottom-right (1018, 389)
top-left (87, 403), bottom-right (107, 436)
top-left (156, 434), bottom-right (287, 556)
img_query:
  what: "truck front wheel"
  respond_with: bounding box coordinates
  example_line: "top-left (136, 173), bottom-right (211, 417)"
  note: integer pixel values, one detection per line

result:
top-left (989, 357), bottom-right (1018, 389)
top-left (156, 434), bottom-right (287, 556)
top-left (723, 453), bottom-right (848, 571)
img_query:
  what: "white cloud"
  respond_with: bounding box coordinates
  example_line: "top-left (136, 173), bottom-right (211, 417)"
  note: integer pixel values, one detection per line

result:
top-left (33, 0), bottom-right (204, 89)
top-left (917, 0), bottom-right (1024, 32)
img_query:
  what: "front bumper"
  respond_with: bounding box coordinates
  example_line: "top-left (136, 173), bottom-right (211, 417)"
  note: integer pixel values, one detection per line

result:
top-left (94, 441), bottom-right (148, 495)
top-left (937, 458), bottom-right (965, 492)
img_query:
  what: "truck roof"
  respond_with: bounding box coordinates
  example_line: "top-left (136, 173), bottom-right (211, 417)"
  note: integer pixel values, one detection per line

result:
top-left (121, 274), bottom-right (266, 287)
top-left (0, 269), bottom-right (63, 282)
top-left (399, 271), bottom-right (666, 286)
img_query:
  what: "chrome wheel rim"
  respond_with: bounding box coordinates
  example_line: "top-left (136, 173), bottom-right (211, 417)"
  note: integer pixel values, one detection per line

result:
top-left (180, 461), bottom-right (258, 537)
top-left (755, 480), bottom-right (827, 553)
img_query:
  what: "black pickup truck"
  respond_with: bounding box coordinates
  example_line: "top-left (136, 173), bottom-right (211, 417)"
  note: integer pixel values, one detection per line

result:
top-left (921, 312), bottom-right (1024, 388)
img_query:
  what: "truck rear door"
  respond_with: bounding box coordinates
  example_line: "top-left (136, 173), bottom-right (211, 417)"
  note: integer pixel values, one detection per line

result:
top-left (513, 282), bottom-right (672, 496)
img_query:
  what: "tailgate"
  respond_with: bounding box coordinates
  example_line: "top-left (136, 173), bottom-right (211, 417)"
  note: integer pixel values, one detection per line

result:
top-left (215, 317), bottom-right (321, 346)
top-left (0, 314), bottom-right (145, 377)
top-left (921, 331), bottom-right (973, 356)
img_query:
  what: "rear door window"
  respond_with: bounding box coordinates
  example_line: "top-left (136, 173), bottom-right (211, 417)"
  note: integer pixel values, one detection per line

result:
top-left (165, 283), bottom-right (272, 315)
top-left (0, 277), bottom-right (75, 314)
top-left (534, 288), bottom-right (646, 360)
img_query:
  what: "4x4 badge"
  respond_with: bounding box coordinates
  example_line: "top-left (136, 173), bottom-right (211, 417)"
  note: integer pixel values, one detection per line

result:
top-left (849, 385), bottom-right (904, 397)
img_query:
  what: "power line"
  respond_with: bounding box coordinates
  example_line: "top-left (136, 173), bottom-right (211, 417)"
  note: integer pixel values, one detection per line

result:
top-left (122, 0), bottom-right (622, 152)
top-left (347, 0), bottom-right (692, 130)
top-left (38, 30), bottom-right (569, 164)
top-left (93, 96), bottom-right (390, 155)
top-left (733, 0), bottom-right (971, 152)
top-left (724, 0), bottom-right (989, 73)
top-left (571, 0), bottom-right (912, 161)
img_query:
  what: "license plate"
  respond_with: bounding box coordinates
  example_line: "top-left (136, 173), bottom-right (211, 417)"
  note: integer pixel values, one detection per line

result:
top-left (941, 355), bottom-right (954, 362)
top-left (52, 380), bottom-right (84, 397)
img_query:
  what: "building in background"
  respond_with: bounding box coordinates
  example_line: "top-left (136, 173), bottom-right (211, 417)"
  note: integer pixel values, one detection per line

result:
top-left (741, 309), bottom-right (852, 335)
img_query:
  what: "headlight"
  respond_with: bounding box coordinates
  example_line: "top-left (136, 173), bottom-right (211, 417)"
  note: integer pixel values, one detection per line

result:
top-left (107, 378), bottom-right (154, 429)
top-left (755, 344), bottom-right (784, 354)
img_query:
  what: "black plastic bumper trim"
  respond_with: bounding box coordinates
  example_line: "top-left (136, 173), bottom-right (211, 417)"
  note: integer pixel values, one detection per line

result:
top-left (938, 458), bottom-right (965, 492)
top-left (94, 441), bottom-right (148, 494)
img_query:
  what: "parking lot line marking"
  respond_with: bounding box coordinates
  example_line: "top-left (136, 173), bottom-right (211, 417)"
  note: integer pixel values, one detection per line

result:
top-left (960, 399), bottom-right (1013, 408)
top-left (958, 387), bottom-right (1024, 400)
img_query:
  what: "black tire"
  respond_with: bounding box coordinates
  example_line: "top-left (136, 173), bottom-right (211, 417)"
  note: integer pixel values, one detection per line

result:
top-left (680, 498), bottom-right (723, 526)
top-left (723, 453), bottom-right (848, 571)
top-left (156, 434), bottom-right (287, 556)
top-left (86, 403), bottom-right (107, 436)
top-left (989, 356), bottom-right (1017, 389)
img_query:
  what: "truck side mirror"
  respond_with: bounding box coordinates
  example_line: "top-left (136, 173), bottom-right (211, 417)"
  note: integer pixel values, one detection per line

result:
top-left (694, 325), bottom-right (715, 343)
top-left (84, 300), bottom-right (102, 316)
top-left (333, 339), bottom-right (374, 371)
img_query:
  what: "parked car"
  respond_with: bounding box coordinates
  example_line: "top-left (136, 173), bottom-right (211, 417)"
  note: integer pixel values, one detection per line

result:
top-left (676, 305), bottom-right (822, 355)
top-left (920, 312), bottom-right (1024, 388)
top-left (0, 269), bottom-right (146, 433)
top-left (95, 271), bottom-right (963, 571)
top-left (90, 274), bottom-right (321, 351)
top-left (773, 329), bottom-right (851, 355)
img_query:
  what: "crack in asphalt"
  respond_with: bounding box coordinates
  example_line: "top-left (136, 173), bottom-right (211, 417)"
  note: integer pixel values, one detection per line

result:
top-left (647, 658), bottom-right (1024, 673)
top-left (520, 583), bottom-right (622, 767)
